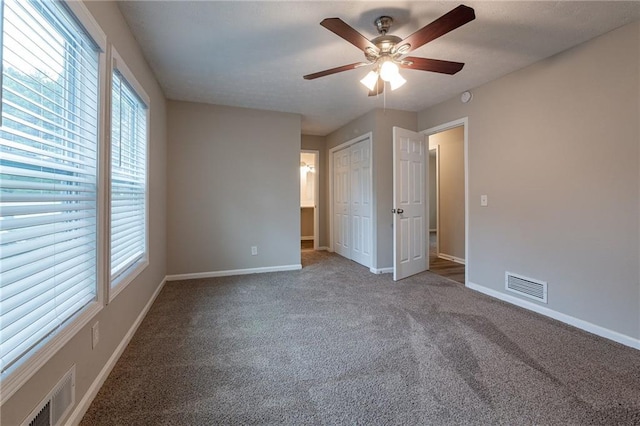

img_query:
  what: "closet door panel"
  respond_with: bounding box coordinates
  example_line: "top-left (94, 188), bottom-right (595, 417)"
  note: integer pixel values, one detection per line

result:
top-left (333, 149), bottom-right (350, 258)
top-left (350, 140), bottom-right (372, 267)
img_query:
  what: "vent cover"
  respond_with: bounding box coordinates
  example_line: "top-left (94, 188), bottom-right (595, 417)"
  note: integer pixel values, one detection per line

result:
top-left (22, 366), bottom-right (75, 426)
top-left (505, 272), bottom-right (547, 303)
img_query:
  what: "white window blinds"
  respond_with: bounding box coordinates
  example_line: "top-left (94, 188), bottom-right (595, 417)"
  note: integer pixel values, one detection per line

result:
top-left (0, 0), bottom-right (100, 372)
top-left (110, 69), bottom-right (147, 284)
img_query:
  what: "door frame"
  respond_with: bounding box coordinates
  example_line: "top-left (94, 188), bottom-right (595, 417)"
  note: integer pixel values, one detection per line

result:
top-left (421, 117), bottom-right (469, 286)
top-left (328, 132), bottom-right (375, 268)
top-left (301, 149), bottom-right (320, 250)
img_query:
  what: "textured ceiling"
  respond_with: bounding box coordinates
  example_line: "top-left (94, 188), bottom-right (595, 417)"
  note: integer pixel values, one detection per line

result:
top-left (117, 1), bottom-right (640, 135)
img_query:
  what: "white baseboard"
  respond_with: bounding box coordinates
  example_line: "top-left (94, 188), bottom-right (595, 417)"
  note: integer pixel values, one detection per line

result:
top-left (316, 246), bottom-right (329, 251)
top-left (438, 253), bottom-right (466, 265)
top-left (166, 264), bottom-right (302, 281)
top-left (370, 267), bottom-right (393, 274)
top-left (68, 277), bottom-right (168, 425)
top-left (467, 281), bottom-right (640, 350)
top-left (301, 236), bottom-right (314, 241)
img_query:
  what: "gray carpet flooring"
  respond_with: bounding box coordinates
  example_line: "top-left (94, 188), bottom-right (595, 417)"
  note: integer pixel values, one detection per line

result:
top-left (81, 251), bottom-right (640, 425)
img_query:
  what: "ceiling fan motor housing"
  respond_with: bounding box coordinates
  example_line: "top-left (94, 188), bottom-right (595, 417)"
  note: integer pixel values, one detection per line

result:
top-left (368, 17), bottom-right (406, 62)
top-left (375, 16), bottom-right (393, 34)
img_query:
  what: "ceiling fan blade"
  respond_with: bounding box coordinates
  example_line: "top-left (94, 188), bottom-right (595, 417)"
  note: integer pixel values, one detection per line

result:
top-left (303, 62), bottom-right (368, 80)
top-left (400, 57), bottom-right (465, 75)
top-left (320, 18), bottom-right (379, 53)
top-left (396, 5), bottom-right (475, 53)
top-left (368, 76), bottom-right (384, 96)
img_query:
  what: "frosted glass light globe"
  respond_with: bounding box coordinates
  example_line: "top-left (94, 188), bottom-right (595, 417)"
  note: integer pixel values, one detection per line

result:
top-left (379, 60), bottom-right (399, 82)
top-left (360, 70), bottom-right (379, 91)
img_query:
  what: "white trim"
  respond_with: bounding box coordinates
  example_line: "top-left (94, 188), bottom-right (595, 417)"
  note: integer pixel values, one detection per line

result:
top-left (421, 117), bottom-right (469, 286)
top-left (67, 277), bottom-right (168, 425)
top-left (166, 264), bottom-right (302, 281)
top-left (95, 6), bottom-right (109, 328)
top-left (370, 267), bottom-right (393, 274)
top-left (467, 281), bottom-right (640, 350)
top-left (436, 144), bottom-right (441, 256)
top-left (301, 236), bottom-right (314, 241)
top-left (111, 49), bottom-right (150, 106)
top-left (437, 253), bottom-right (466, 265)
top-left (328, 133), bottom-right (375, 269)
top-left (64, 0), bottom-right (106, 52)
top-left (301, 150), bottom-right (320, 251)
top-left (317, 246), bottom-right (330, 251)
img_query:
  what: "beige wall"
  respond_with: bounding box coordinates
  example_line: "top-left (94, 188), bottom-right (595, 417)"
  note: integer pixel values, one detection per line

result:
top-left (301, 135), bottom-right (326, 247)
top-left (429, 152), bottom-right (437, 230)
top-left (430, 127), bottom-right (465, 260)
top-left (1, 2), bottom-right (168, 424)
top-left (418, 22), bottom-right (640, 340)
top-left (167, 101), bottom-right (301, 274)
top-left (326, 109), bottom-right (417, 269)
top-left (301, 207), bottom-right (314, 238)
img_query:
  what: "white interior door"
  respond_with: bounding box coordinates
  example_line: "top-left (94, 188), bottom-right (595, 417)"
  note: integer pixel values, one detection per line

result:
top-left (333, 148), bottom-right (350, 258)
top-left (393, 127), bottom-right (428, 281)
top-left (349, 140), bottom-right (372, 267)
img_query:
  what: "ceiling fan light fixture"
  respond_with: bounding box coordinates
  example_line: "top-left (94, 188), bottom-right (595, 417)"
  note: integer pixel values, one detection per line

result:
top-left (389, 73), bottom-right (406, 91)
top-left (379, 59), bottom-right (399, 82)
top-left (360, 70), bottom-right (379, 91)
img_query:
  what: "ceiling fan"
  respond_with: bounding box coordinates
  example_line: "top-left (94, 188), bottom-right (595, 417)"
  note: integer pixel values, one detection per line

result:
top-left (303, 5), bottom-right (475, 96)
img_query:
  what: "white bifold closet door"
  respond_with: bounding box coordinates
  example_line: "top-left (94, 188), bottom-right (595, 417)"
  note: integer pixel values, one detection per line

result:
top-left (333, 138), bottom-right (372, 268)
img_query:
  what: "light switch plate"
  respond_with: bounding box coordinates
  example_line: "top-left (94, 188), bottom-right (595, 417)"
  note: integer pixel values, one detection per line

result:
top-left (480, 195), bottom-right (488, 207)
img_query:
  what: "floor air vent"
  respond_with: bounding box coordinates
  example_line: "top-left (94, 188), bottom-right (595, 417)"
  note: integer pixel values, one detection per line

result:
top-left (22, 366), bottom-right (75, 426)
top-left (505, 272), bottom-right (547, 303)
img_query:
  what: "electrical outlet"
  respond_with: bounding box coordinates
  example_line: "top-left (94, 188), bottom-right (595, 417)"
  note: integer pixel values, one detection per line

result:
top-left (251, 246), bottom-right (258, 256)
top-left (92, 322), bottom-right (99, 349)
top-left (480, 195), bottom-right (488, 207)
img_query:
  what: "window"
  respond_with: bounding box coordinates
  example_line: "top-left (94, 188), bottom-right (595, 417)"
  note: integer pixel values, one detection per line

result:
top-left (0, 0), bottom-right (101, 379)
top-left (110, 51), bottom-right (148, 294)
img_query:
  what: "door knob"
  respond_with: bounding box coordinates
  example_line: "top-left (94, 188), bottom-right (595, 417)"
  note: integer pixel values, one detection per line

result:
top-left (397, 209), bottom-right (404, 214)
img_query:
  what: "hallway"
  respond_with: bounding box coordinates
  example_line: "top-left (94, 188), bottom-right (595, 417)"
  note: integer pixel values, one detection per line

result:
top-left (429, 232), bottom-right (465, 284)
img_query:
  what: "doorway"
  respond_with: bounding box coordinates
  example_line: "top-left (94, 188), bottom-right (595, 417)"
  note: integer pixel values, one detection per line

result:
top-left (424, 120), bottom-right (467, 285)
top-left (300, 150), bottom-right (319, 251)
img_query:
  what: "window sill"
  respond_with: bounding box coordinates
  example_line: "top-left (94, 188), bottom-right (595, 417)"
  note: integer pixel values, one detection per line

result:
top-left (109, 257), bottom-right (149, 303)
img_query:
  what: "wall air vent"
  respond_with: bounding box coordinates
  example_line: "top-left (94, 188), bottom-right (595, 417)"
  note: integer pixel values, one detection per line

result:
top-left (505, 272), bottom-right (547, 303)
top-left (22, 366), bottom-right (75, 426)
